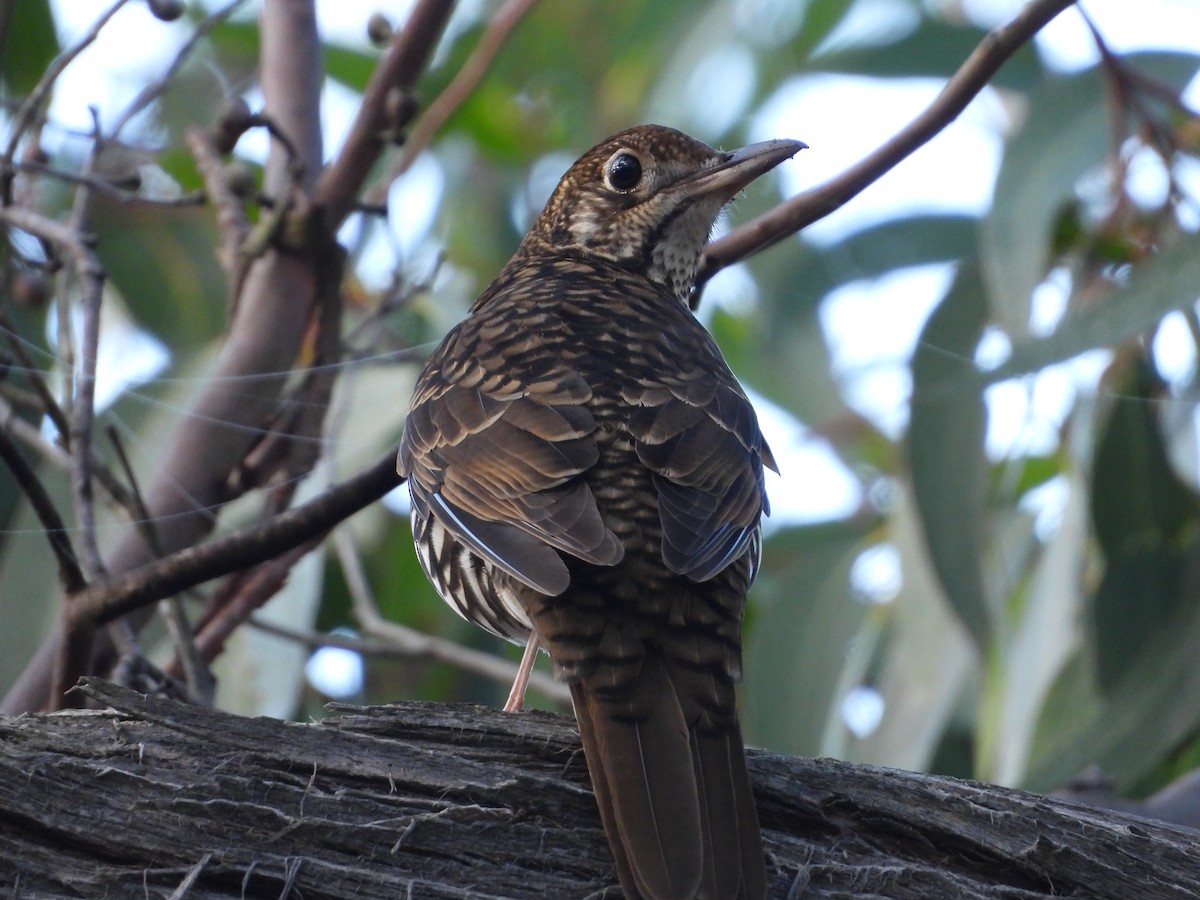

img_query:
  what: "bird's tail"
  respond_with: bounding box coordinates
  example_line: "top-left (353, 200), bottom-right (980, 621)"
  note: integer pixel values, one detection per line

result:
top-left (570, 655), bottom-right (766, 900)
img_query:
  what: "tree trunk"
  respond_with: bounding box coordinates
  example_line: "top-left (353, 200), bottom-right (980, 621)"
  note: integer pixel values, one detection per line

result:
top-left (1, 679), bottom-right (1196, 898)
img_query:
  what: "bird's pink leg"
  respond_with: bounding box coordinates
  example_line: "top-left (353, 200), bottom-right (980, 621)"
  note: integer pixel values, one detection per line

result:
top-left (503, 632), bottom-right (540, 712)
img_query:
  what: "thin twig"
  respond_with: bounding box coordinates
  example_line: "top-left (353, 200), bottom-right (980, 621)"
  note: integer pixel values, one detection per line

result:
top-left (40, 113), bottom-right (113, 562)
top-left (0, 311), bottom-right (71, 442)
top-left (0, 427), bottom-right (85, 594)
top-left (246, 614), bottom-right (414, 657)
top-left (66, 112), bottom-right (109, 582)
top-left (694, 0), bottom-right (1080, 302)
top-left (0, 212), bottom-right (106, 406)
top-left (14, 160), bottom-right (207, 207)
top-left (69, 451), bottom-right (402, 627)
top-left (107, 425), bottom-right (214, 703)
top-left (186, 540), bottom-right (320, 669)
top-left (312, 0), bottom-right (458, 229)
top-left (185, 127), bottom-right (249, 281)
top-left (108, 0), bottom-right (248, 139)
top-left (0, 0), bottom-right (127, 180)
top-left (0, 394), bottom-right (135, 514)
top-left (332, 528), bottom-right (570, 705)
top-left (365, 0), bottom-right (540, 206)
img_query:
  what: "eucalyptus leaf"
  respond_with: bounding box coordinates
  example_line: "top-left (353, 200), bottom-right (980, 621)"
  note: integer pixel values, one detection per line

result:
top-left (91, 197), bottom-right (227, 347)
top-left (1023, 367), bottom-right (1200, 791)
top-left (1025, 538), bottom-right (1200, 793)
top-left (848, 482), bottom-right (977, 773)
top-left (829, 214), bottom-right (977, 282)
top-left (981, 52), bottom-right (1200, 339)
top-left (817, 20), bottom-right (1042, 89)
top-left (744, 522), bottom-right (869, 756)
top-left (984, 461), bottom-right (1087, 786)
top-left (983, 228), bottom-right (1200, 387)
top-left (1090, 364), bottom-right (1200, 690)
top-left (908, 261), bottom-right (991, 646)
top-left (0, 0), bottom-right (57, 99)
top-left (1091, 364), bottom-right (1198, 559)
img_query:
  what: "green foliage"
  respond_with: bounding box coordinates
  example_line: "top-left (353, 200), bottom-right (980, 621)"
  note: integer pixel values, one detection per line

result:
top-left (744, 519), bottom-right (875, 756)
top-left (981, 53), bottom-right (1200, 339)
top-left (909, 262), bottom-right (991, 647)
top-left (0, 0), bottom-right (57, 99)
top-left (3, 0), bottom-right (1200, 811)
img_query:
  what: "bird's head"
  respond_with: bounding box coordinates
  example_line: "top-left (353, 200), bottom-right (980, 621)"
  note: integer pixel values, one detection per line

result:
top-left (522, 124), bottom-right (805, 304)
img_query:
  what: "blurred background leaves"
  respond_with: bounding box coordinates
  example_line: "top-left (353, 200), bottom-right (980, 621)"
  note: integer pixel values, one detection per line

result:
top-left (2, 0), bottom-right (1200, 810)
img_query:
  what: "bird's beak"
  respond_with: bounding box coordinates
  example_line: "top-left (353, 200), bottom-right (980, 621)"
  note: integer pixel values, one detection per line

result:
top-left (687, 138), bottom-right (807, 199)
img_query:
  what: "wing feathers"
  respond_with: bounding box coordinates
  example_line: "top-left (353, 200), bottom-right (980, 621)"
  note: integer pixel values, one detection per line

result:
top-left (400, 386), bottom-right (622, 594)
top-left (629, 394), bottom-right (771, 582)
top-left (428, 493), bottom-right (571, 596)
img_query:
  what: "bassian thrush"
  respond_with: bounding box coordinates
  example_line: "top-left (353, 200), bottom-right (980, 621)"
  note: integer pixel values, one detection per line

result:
top-left (398, 124), bottom-right (804, 899)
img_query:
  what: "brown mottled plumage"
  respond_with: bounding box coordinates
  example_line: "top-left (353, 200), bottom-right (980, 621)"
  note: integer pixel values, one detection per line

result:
top-left (398, 125), bottom-right (804, 899)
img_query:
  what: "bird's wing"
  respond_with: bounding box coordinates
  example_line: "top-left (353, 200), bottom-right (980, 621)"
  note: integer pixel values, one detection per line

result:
top-left (398, 328), bottom-right (623, 597)
top-left (625, 374), bottom-right (774, 583)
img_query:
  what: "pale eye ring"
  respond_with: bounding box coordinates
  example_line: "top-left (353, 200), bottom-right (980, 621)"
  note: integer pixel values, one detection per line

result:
top-left (605, 151), bottom-right (643, 192)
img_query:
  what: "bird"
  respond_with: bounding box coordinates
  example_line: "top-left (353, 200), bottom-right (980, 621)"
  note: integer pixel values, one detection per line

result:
top-left (397, 124), bottom-right (804, 900)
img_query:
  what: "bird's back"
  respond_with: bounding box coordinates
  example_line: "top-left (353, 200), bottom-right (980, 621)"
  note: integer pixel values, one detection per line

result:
top-left (405, 250), bottom-right (768, 899)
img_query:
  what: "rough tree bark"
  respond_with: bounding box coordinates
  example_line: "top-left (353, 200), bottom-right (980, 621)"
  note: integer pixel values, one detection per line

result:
top-left (1, 679), bottom-right (1197, 899)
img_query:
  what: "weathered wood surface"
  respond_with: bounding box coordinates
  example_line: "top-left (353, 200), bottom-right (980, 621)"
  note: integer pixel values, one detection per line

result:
top-left (1, 679), bottom-right (1197, 898)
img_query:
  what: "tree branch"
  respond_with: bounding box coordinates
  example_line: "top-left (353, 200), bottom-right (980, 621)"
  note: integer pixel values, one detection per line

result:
top-left (0, 0), bottom-right (127, 185)
top-left (694, 0), bottom-right (1080, 300)
top-left (1, 0), bottom-right (463, 716)
top-left (259, 0), bottom-right (323, 197)
top-left (0, 427), bottom-right (84, 595)
top-left (66, 451), bottom-right (401, 629)
top-left (4, 0), bottom-right (337, 714)
top-left (365, 0), bottom-right (540, 204)
top-left (311, 0), bottom-right (457, 229)
top-left (3, 679), bottom-right (1198, 898)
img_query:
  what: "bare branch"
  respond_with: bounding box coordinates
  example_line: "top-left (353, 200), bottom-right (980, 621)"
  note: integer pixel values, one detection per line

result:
top-left (186, 128), bottom-right (250, 280)
top-left (0, 393), bottom-right (135, 516)
top-left (186, 540), bottom-right (320, 668)
top-left (106, 426), bottom-right (214, 703)
top-left (12, 160), bottom-right (205, 206)
top-left (366, 0), bottom-right (540, 205)
top-left (0, 0), bottom-right (127, 181)
top-left (312, 0), bottom-right (457, 229)
top-left (108, 0), bottom-right (249, 139)
top-left (68, 451), bottom-right (401, 629)
top-left (694, 0), bottom-right (1080, 300)
top-left (0, 428), bottom-right (84, 595)
top-left (66, 179), bottom-right (108, 582)
top-left (332, 528), bottom-right (571, 706)
top-left (8, 0), bottom-right (339, 714)
top-left (0, 213), bottom-right (107, 574)
top-left (259, 0), bottom-right (323, 196)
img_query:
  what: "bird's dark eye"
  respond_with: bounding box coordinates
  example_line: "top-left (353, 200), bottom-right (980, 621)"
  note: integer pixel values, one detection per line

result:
top-left (605, 152), bottom-right (642, 192)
